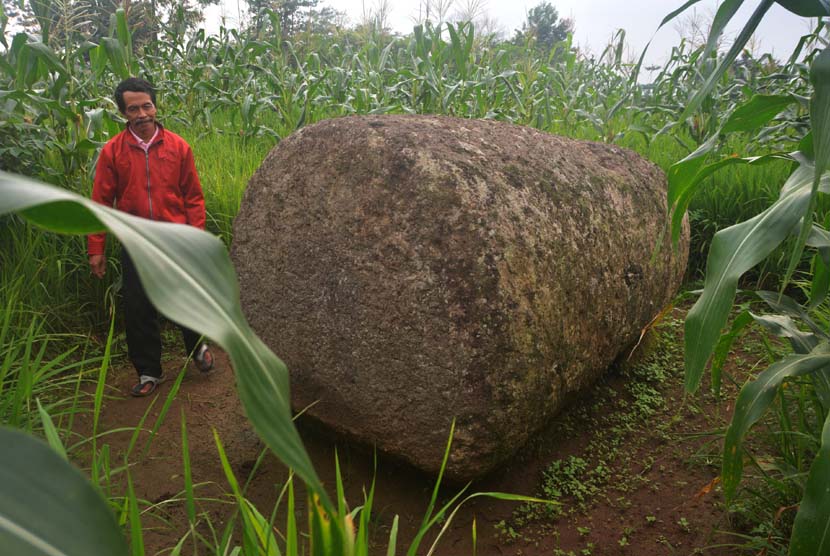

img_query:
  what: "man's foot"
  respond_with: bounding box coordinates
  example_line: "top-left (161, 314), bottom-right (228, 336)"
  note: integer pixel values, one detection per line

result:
top-left (194, 344), bottom-right (215, 373)
top-left (131, 374), bottom-right (165, 397)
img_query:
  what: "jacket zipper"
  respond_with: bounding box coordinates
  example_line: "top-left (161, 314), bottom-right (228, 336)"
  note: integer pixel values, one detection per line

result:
top-left (145, 150), bottom-right (153, 219)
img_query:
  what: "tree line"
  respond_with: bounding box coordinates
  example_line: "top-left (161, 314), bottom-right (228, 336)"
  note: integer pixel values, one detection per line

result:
top-left (0, 0), bottom-right (574, 55)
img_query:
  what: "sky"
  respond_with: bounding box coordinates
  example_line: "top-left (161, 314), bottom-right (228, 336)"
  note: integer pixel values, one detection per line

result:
top-left (204, 1), bottom-right (818, 71)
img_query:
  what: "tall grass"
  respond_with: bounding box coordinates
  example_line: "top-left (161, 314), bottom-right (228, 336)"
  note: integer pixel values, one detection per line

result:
top-left (181, 113), bottom-right (276, 246)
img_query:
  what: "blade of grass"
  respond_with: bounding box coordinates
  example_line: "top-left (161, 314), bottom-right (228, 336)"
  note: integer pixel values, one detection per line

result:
top-left (127, 472), bottom-right (145, 556)
top-left (140, 366), bottom-right (187, 458)
top-left (36, 398), bottom-right (67, 460)
top-left (181, 408), bottom-right (196, 525)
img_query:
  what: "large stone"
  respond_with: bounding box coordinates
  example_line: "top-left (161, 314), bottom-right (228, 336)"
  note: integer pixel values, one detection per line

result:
top-left (231, 115), bottom-right (688, 481)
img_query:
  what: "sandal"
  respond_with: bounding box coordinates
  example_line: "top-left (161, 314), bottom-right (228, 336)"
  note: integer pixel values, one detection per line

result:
top-left (194, 344), bottom-right (215, 373)
top-left (130, 374), bottom-right (165, 397)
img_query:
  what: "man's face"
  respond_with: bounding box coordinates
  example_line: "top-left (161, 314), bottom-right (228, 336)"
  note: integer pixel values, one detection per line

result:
top-left (121, 91), bottom-right (157, 136)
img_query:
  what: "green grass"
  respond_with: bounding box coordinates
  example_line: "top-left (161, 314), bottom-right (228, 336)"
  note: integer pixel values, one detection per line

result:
top-left (181, 115), bottom-right (277, 247)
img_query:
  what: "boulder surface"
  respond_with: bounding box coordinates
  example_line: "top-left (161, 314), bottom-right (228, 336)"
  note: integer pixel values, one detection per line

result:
top-left (231, 115), bottom-right (688, 480)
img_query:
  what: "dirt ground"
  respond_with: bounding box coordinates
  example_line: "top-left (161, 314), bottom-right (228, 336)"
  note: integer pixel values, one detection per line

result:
top-left (74, 304), bottom-right (758, 555)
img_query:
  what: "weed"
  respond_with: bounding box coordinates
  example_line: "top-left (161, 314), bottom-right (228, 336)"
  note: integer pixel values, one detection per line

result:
top-left (494, 520), bottom-right (523, 544)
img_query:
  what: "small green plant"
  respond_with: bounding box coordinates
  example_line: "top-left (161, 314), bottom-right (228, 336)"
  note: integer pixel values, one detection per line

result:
top-left (494, 520), bottom-right (523, 543)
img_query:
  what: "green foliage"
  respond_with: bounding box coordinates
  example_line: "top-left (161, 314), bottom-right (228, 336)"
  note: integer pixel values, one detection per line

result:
top-left (512, 1), bottom-right (573, 53)
top-left (790, 410), bottom-right (830, 555)
top-left (0, 428), bottom-right (128, 555)
top-left (664, 1), bottom-right (830, 554)
top-left (684, 161), bottom-right (822, 393)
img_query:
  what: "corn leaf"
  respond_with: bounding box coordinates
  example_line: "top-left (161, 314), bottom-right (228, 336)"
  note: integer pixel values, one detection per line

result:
top-left (755, 289), bottom-right (830, 414)
top-left (685, 161), bottom-right (823, 392)
top-left (781, 47), bottom-right (830, 295)
top-left (722, 348), bottom-right (830, 501)
top-left (0, 172), bottom-right (328, 507)
top-left (101, 38), bottom-right (129, 80)
top-left (812, 252), bottom-right (830, 308)
top-left (812, 48), bottom-right (830, 176)
top-left (788, 405), bottom-right (830, 556)
top-left (0, 427), bottom-right (128, 556)
top-left (750, 313), bottom-right (820, 353)
top-left (776, 0), bottom-right (830, 17)
top-left (722, 94), bottom-right (799, 133)
top-left (711, 310), bottom-right (754, 396)
top-left (807, 223), bottom-right (830, 307)
top-left (680, 0), bottom-right (775, 121)
top-left (702, 0), bottom-right (745, 65)
top-left (114, 8), bottom-right (132, 61)
top-left (630, 0), bottom-right (705, 83)
top-left (756, 289), bottom-right (829, 337)
top-left (669, 151), bottom-right (786, 245)
top-left (25, 42), bottom-right (66, 77)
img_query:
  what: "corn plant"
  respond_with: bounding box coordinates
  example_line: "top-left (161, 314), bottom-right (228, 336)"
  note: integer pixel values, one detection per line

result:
top-left (661, 1), bottom-right (830, 554)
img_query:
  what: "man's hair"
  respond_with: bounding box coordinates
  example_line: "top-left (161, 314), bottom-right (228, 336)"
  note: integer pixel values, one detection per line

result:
top-left (114, 77), bottom-right (156, 113)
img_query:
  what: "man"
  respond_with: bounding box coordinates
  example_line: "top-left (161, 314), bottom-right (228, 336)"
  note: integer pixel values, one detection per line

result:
top-left (89, 77), bottom-right (214, 397)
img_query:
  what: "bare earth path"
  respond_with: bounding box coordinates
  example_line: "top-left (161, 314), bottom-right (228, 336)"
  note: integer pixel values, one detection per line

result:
top-left (75, 303), bottom-right (751, 555)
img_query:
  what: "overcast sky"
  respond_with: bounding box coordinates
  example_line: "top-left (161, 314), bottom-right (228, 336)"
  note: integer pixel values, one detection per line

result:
top-left (204, 1), bottom-right (818, 70)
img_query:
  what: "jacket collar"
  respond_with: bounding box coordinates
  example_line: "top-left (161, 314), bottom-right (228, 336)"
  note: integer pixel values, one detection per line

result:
top-left (123, 121), bottom-right (166, 147)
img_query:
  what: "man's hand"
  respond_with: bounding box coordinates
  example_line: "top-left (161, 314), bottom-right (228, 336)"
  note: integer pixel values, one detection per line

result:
top-left (90, 254), bottom-right (106, 278)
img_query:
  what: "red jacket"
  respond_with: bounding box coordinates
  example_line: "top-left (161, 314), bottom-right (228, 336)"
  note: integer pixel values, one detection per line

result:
top-left (88, 124), bottom-right (206, 255)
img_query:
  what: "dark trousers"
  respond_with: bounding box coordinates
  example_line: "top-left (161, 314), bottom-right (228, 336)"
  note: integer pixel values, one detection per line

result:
top-left (121, 251), bottom-right (201, 379)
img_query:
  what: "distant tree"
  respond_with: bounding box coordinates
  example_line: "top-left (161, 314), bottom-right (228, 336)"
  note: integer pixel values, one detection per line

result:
top-left (290, 4), bottom-right (349, 53)
top-left (247, 0), bottom-right (320, 39)
top-left (302, 5), bottom-right (346, 36)
top-left (513, 1), bottom-right (573, 52)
